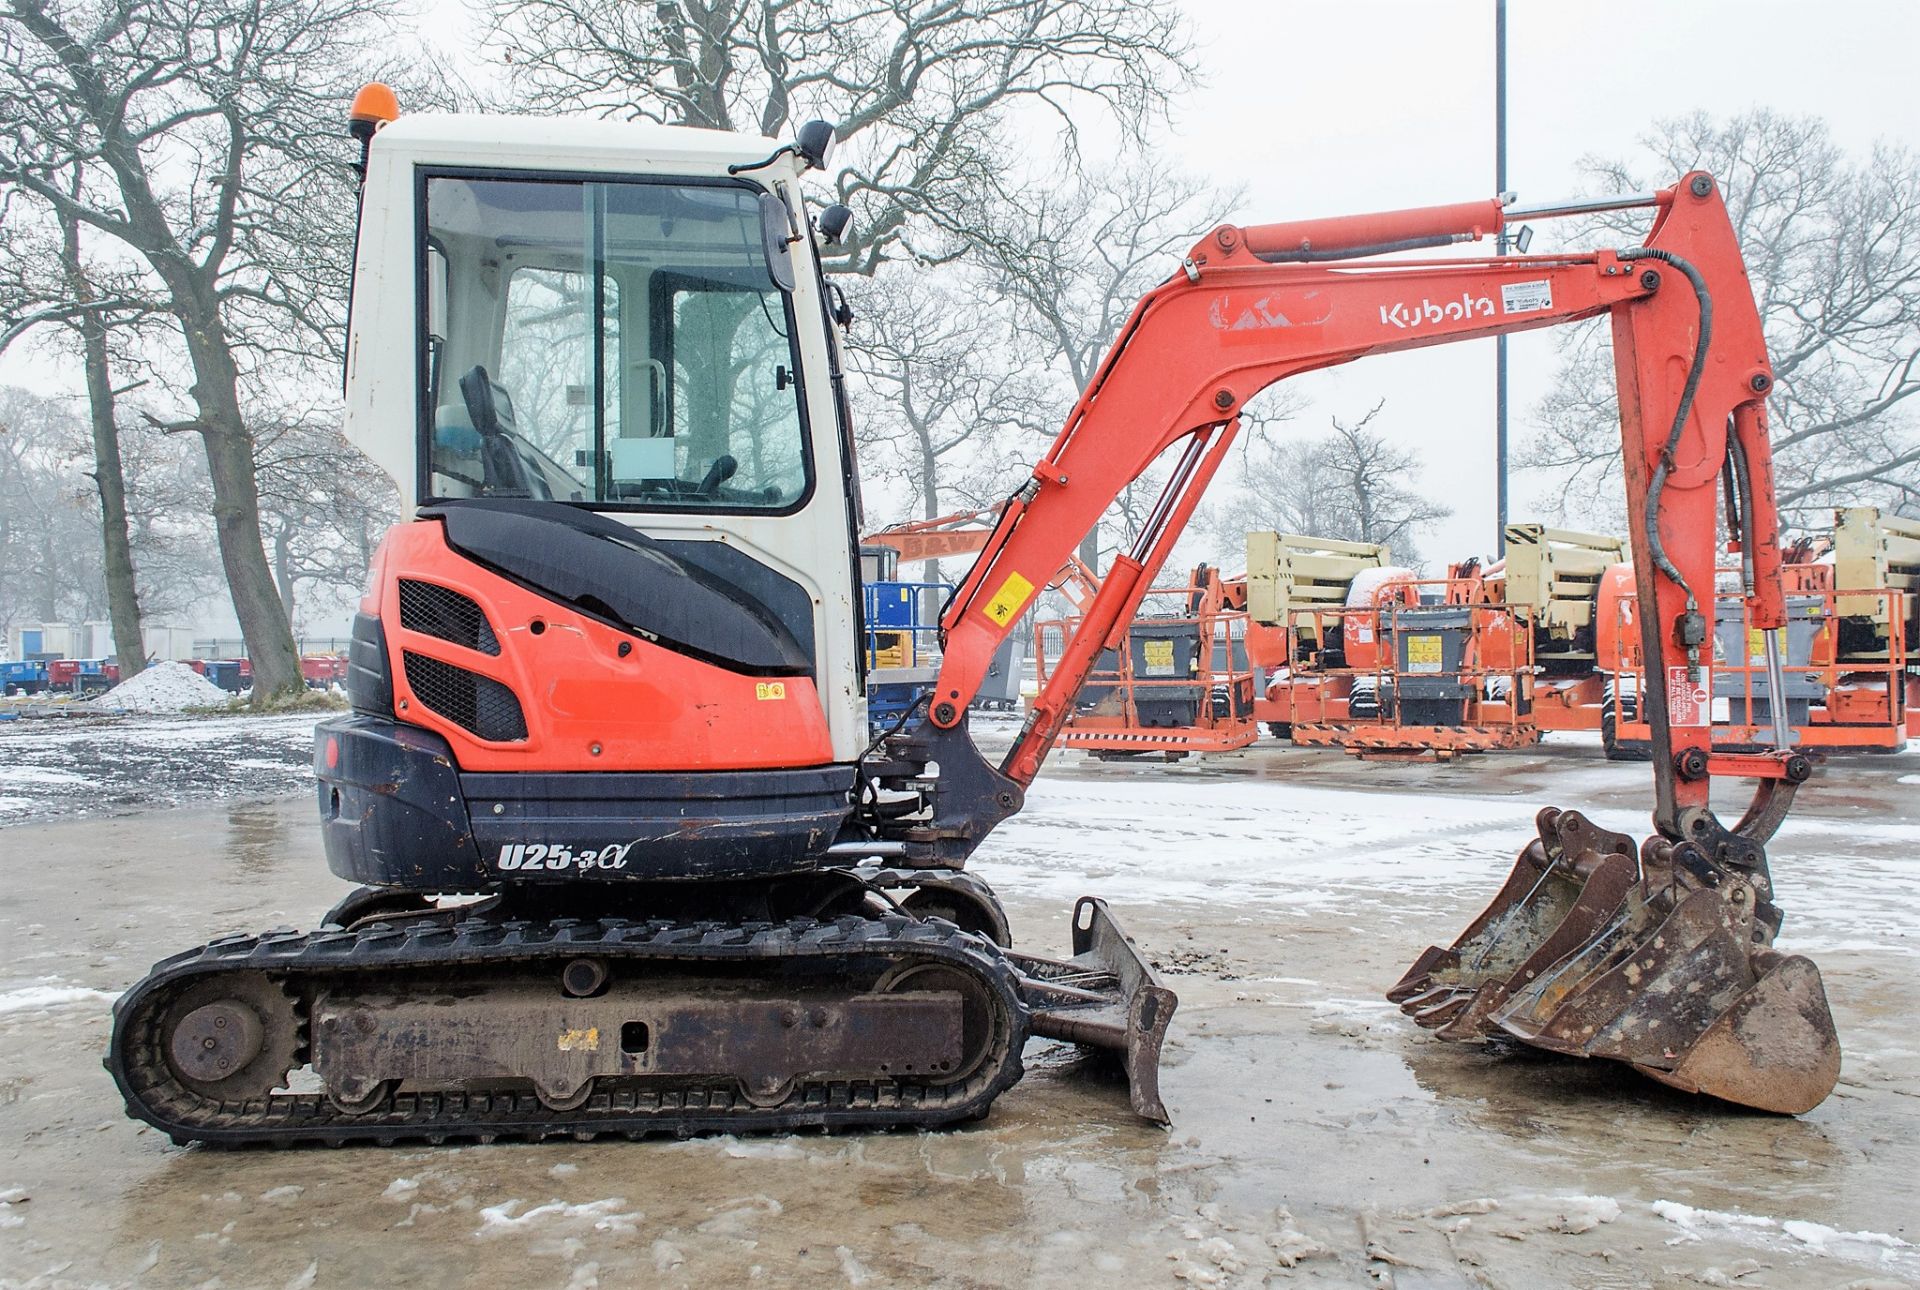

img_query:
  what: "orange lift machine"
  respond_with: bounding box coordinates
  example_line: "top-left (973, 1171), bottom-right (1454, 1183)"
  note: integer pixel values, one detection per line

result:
top-left (1033, 564), bottom-right (1259, 759)
top-left (1603, 505), bottom-right (1919, 756)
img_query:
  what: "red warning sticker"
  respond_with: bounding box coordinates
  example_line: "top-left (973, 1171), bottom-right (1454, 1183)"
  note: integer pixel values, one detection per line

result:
top-left (1667, 666), bottom-right (1712, 727)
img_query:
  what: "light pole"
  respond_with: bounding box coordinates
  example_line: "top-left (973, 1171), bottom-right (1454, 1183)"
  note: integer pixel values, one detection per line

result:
top-left (1494, 0), bottom-right (1509, 557)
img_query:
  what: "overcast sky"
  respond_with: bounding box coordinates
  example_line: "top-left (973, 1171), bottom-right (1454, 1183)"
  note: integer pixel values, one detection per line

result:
top-left (1165, 0), bottom-right (1920, 563)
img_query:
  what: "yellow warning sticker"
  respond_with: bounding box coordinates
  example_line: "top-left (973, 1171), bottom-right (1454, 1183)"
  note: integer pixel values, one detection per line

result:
top-left (755, 681), bottom-right (788, 701)
top-left (1406, 634), bottom-right (1443, 673)
top-left (557, 1027), bottom-right (600, 1053)
top-left (982, 571), bottom-right (1036, 627)
top-left (1142, 639), bottom-right (1176, 676)
top-left (1746, 627), bottom-right (1765, 664)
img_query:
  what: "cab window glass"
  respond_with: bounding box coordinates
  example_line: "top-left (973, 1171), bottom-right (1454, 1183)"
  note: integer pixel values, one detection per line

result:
top-left (420, 176), bottom-right (808, 510)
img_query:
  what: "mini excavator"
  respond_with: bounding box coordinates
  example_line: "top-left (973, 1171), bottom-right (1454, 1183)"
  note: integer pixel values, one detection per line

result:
top-left (108, 94), bottom-right (1840, 1145)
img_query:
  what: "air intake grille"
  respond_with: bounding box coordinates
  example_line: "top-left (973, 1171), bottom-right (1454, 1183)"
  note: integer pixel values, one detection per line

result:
top-left (403, 651), bottom-right (527, 742)
top-left (398, 579), bottom-right (500, 655)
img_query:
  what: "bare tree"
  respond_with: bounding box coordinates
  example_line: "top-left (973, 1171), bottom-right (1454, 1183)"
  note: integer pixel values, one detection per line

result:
top-left (848, 268), bottom-right (1053, 536)
top-left (115, 414), bottom-right (224, 621)
top-left (0, 0), bottom-right (397, 699)
top-left (0, 384), bottom-right (224, 644)
top-left (1212, 402), bottom-right (1452, 567)
top-left (0, 388), bottom-right (103, 634)
top-left (253, 414), bottom-right (400, 629)
top-left (1525, 111), bottom-right (1920, 528)
top-left (0, 173), bottom-right (159, 671)
top-left (484, 0), bottom-right (1191, 273)
top-left (973, 153), bottom-right (1245, 565)
top-left (985, 154), bottom-right (1240, 391)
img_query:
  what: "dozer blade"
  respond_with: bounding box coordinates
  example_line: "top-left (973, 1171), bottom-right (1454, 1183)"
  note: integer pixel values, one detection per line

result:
top-left (1387, 808), bottom-right (1638, 1041)
top-left (1007, 897), bottom-right (1178, 1124)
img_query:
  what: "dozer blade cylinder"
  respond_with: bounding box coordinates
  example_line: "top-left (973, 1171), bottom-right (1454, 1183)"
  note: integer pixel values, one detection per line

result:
top-left (1008, 897), bottom-right (1178, 1124)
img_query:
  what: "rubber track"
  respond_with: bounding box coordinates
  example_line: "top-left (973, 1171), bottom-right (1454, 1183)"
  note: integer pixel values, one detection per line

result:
top-left (107, 913), bottom-right (1027, 1148)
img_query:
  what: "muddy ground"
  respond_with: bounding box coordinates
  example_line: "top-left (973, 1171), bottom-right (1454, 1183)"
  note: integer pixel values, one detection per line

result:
top-left (1, 729), bottom-right (1915, 1289)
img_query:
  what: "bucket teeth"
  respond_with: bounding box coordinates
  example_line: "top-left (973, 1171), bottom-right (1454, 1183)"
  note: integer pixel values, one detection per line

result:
top-left (1386, 809), bottom-right (1637, 1041)
top-left (1389, 808), bottom-right (1841, 1115)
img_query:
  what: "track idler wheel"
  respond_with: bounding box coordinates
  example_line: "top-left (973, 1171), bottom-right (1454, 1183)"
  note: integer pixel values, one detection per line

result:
top-left (160, 973), bottom-right (299, 1101)
top-left (875, 962), bottom-right (998, 1083)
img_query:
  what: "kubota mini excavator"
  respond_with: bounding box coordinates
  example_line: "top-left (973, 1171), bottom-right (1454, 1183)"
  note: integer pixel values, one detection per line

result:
top-left (108, 93), bottom-right (1840, 1146)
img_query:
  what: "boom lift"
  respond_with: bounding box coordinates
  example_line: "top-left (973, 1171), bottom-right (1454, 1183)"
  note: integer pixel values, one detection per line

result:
top-left (862, 505), bottom-right (1098, 717)
top-left (1255, 524), bottom-right (1625, 757)
top-left (1033, 563), bottom-right (1260, 758)
top-left (1602, 506), bottom-right (1918, 755)
top-left (108, 98), bottom-right (1840, 1145)
top-left (1249, 537), bottom-right (1536, 757)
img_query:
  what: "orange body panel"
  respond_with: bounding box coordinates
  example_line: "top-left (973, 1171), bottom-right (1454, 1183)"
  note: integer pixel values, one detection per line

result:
top-left (375, 520), bottom-right (835, 773)
top-left (1594, 562), bottom-right (1638, 671)
top-left (1243, 621), bottom-right (1288, 672)
top-left (1531, 674), bottom-right (1608, 731)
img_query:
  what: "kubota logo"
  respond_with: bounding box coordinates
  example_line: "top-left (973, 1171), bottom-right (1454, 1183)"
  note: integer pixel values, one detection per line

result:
top-left (1380, 292), bottom-right (1495, 330)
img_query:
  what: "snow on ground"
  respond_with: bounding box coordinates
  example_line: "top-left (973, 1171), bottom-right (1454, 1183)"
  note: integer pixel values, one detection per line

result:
top-left (974, 760), bottom-right (1918, 960)
top-left (477, 1197), bottom-right (644, 1237)
top-left (98, 660), bottom-right (229, 712)
top-left (0, 712), bottom-right (319, 824)
top-left (0, 983), bottom-right (117, 1016)
top-left (979, 771), bottom-right (1542, 912)
top-left (1652, 1199), bottom-right (1919, 1275)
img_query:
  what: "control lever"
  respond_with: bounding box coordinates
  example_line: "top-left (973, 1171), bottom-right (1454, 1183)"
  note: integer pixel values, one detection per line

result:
top-left (698, 454), bottom-right (739, 497)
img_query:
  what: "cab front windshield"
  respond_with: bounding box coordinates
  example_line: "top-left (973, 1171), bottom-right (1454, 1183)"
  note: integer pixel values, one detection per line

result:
top-left (421, 175), bottom-right (809, 510)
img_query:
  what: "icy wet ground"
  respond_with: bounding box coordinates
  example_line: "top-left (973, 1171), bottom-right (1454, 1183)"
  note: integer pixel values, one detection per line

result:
top-left (0, 733), bottom-right (1916, 1288)
top-left (0, 713), bottom-right (316, 822)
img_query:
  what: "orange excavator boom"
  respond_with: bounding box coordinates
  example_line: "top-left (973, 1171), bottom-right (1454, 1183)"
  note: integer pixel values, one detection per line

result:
top-left (908, 176), bottom-right (1795, 822)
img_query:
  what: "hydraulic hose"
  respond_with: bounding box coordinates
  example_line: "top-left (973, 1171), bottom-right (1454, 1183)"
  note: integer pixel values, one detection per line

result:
top-left (1725, 428), bottom-right (1756, 594)
top-left (1619, 247), bottom-right (1713, 662)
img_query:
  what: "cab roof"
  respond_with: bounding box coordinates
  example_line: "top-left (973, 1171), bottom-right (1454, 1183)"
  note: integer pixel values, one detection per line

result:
top-left (369, 112), bottom-right (796, 177)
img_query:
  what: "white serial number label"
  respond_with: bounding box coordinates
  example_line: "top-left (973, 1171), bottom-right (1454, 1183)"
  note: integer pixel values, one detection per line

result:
top-left (497, 842), bottom-right (634, 872)
top-left (1501, 279), bottom-right (1553, 314)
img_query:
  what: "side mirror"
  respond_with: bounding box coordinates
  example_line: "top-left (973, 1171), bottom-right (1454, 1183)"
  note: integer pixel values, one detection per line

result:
top-left (795, 120), bottom-right (836, 171)
top-left (817, 203), bottom-right (853, 246)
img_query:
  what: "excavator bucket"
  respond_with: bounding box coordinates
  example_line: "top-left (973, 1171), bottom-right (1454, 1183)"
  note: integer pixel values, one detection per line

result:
top-left (1387, 808), bottom-right (1639, 1040)
top-left (1491, 876), bottom-right (1840, 1115)
top-left (1009, 898), bottom-right (1178, 1123)
top-left (1390, 810), bottom-right (1840, 1114)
